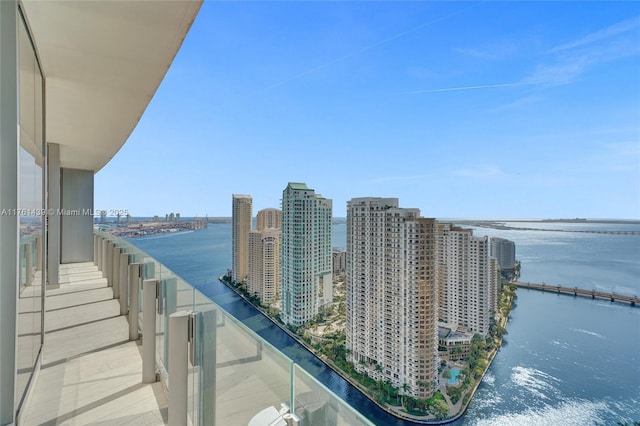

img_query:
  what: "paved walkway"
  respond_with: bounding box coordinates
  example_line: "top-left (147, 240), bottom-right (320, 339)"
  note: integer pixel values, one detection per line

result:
top-left (21, 262), bottom-right (167, 426)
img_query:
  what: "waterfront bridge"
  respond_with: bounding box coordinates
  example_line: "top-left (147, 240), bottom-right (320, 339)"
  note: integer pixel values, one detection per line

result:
top-left (512, 281), bottom-right (639, 307)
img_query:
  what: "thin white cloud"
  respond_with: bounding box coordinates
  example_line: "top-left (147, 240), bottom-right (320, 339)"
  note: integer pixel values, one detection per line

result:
top-left (431, 15), bottom-right (640, 97)
top-left (490, 95), bottom-right (542, 112)
top-left (524, 59), bottom-right (589, 86)
top-left (452, 166), bottom-right (503, 179)
top-left (549, 15), bottom-right (640, 53)
top-left (455, 41), bottom-right (517, 60)
top-left (400, 81), bottom-right (545, 95)
top-left (524, 36), bottom-right (640, 86)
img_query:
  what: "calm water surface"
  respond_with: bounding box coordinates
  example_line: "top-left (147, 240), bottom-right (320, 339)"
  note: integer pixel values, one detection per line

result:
top-left (131, 221), bottom-right (640, 425)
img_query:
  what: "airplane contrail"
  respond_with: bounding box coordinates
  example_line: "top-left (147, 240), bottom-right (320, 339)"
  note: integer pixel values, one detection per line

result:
top-left (251, 2), bottom-right (485, 96)
top-left (401, 81), bottom-right (546, 94)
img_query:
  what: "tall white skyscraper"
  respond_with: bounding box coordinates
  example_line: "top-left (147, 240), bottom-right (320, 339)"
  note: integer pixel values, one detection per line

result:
top-left (232, 194), bottom-right (252, 283)
top-left (281, 183), bottom-right (332, 326)
top-left (437, 224), bottom-right (496, 336)
top-left (346, 198), bottom-right (439, 399)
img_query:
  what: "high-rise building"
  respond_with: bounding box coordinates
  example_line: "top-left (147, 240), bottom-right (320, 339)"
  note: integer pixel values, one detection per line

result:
top-left (332, 249), bottom-right (346, 274)
top-left (248, 208), bottom-right (282, 305)
top-left (232, 194), bottom-right (252, 283)
top-left (281, 183), bottom-right (332, 326)
top-left (437, 224), bottom-right (496, 336)
top-left (256, 208), bottom-right (282, 231)
top-left (489, 257), bottom-right (500, 318)
top-left (490, 237), bottom-right (516, 269)
top-left (346, 198), bottom-right (439, 399)
top-left (248, 228), bottom-right (281, 305)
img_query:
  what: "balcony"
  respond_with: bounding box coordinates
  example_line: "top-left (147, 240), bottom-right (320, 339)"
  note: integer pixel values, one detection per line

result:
top-left (22, 230), bottom-right (371, 426)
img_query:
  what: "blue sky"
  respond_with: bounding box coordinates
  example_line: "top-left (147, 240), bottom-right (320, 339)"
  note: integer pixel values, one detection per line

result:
top-left (95, 1), bottom-right (640, 219)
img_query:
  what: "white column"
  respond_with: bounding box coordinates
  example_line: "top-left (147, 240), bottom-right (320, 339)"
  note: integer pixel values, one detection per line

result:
top-left (101, 239), bottom-right (108, 277)
top-left (93, 235), bottom-right (98, 265)
top-left (119, 252), bottom-right (130, 315)
top-left (129, 263), bottom-right (141, 340)
top-left (112, 246), bottom-right (121, 298)
top-left (59, 168), bottom-right (93, 263)
top-left (142, 279), bottom-right (157, 383)
top-left (106, 242), bottom-right (113, 285)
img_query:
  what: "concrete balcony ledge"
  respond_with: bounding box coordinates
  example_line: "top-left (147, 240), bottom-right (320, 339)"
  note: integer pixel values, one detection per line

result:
top-left (21, 262), bottom-right (167, 425)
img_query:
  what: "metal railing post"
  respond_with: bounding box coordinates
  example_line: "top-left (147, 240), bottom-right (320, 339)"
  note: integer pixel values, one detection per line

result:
top-left (168, 311), bottom-right (190, 426)
top-left (104, 241), bottom-right (112, 282)
top-left (100, 238), bottom-right (109, 278)
top-left (119, 252), bottom-right (130, 315)
top-left (129, 263), bottom-right (141, 340)
top-left (112, 246), bottom-right (121, 296)
top-left (93, 235), bottom-right (98, 266)
top-left (142, 279), bottom-right (158, 383)
top-left (97, 236), bottom-right (103, 271)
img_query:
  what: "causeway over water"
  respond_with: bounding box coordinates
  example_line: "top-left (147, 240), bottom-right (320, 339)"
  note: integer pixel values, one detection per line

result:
top-left (513, 281), bottom-right (639, 306)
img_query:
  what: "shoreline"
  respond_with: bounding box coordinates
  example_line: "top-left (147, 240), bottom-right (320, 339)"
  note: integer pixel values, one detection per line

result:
top-left (217, 275), bottom-right (511, 424)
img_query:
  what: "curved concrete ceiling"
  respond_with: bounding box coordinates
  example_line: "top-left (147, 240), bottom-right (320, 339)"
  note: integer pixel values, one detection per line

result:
top-left (21, 0), bottom-right (202, 172)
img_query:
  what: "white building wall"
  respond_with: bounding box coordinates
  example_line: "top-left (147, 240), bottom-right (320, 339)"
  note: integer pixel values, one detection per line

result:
top-left (438, 225), bottom-right (492, 336)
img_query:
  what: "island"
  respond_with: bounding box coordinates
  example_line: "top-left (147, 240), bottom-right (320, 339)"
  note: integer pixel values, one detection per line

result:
top-left (218, 272), bottom-right (517, 423)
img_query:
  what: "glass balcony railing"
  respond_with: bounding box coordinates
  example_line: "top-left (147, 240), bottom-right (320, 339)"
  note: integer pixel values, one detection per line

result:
top-left (94, 229), bottom-right (371, 426)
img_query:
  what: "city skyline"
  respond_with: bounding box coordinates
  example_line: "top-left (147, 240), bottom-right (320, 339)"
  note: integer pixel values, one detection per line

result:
top-left (95, 1), bottom-right (640, 219)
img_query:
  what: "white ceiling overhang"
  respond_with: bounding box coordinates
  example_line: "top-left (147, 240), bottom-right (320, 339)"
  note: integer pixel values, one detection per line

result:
top-left (21, 0), bottom-right (202, 172)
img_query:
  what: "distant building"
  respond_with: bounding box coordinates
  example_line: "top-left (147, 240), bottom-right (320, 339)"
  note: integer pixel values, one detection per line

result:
top-left (232, 194), bottom-right (252, 284)
top-left (281, 183), bottom-right (332, 326)
top-left (489, 257), bottom-right (499, 317)
top-left (490, 237), bottom-right (516, 269)
top-left (248, 228), bottom-right (281, 305)
top-left (332, 249), bottom-right (346, 274)
top-left (346, 197), bottom-right (439, 399)
top-left (176, 213), bottom-right (180, 222)
top-left (256, 208), bottom-right (281, 231)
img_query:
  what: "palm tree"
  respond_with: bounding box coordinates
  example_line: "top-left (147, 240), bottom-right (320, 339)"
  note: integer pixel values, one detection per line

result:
top-left (401, 382), bottom-right (410, 408)
top-left (374, 363), bottom-right (383, 392)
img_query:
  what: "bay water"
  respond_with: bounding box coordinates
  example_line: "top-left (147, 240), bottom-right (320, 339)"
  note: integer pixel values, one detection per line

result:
top-left (131, 221), bottom-right (640, 425)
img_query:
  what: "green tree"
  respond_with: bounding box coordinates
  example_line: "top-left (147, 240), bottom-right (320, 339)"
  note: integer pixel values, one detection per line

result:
top-left (374, 364), bottom-right (383, 392)
top-left (401, 382), bottom-right (410, 408)
top-left (431, 398), bottom-right (449, 420)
